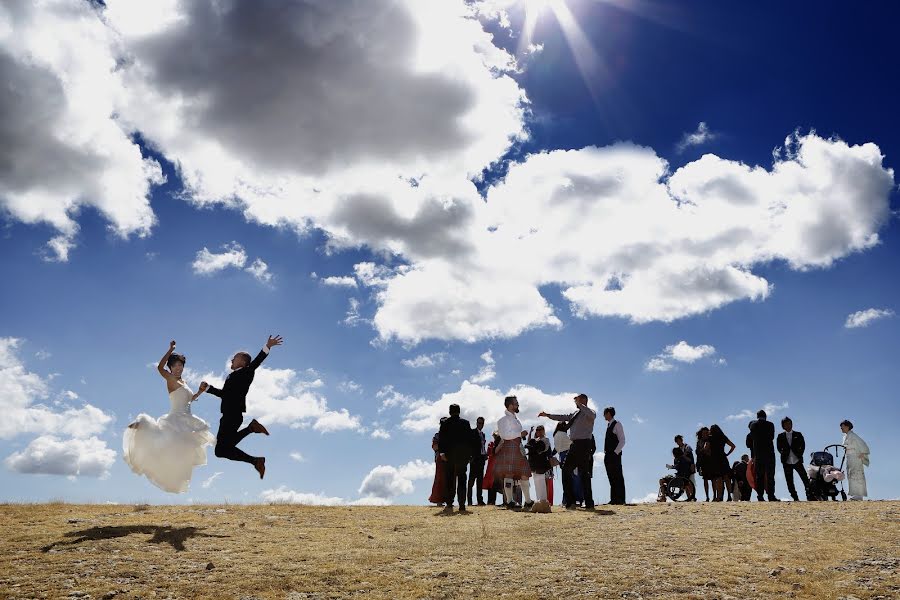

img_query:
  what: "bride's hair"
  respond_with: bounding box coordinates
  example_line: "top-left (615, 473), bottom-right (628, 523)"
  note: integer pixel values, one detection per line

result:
top-left (166, 353), bottom-right (186, 368)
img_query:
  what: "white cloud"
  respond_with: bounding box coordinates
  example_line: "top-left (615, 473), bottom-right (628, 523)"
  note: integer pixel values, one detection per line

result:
top-left (4, 435), bottom-right (115, 478)
top-left (632, 414), bottom-right (646, 424)
top-left (644, 357), bottom-right (674, 373)
top-left (338, 380), bottom-right (363, 394)
top-left (245, 258), bottom-right (274, 285)
top-left (343, 298), bottom-right (365, 327)
top-left (0, 338), bottom-right (113, 440)
top-left (400, 380), bottom-right (588, 434)
top-left (645, 341), bottom-right (719, 372)
top-left (370, 428), bottom-right (392, 440)
top-left (357, 459), bottom-right (433, 500)
top-left (377, 385), bottom-right (416, 412)
top-left (321, 276), bottom-right (358, 289)
top-left (677, 122), bottom-right (717, 152)
top-left (725, 402), bottom-right (789, 422)
top-left (260, 486), bottom-right (391, 506)
top-left (4, 3), bottom-right (894, 348)
top-left (845, 308), bottom-right (894, 329)
top-left (630, 491), bottom-right (660, 504)
top-left (469, 349), bottom-right (496, 384)
top-left (34, 350), bottom-right (51, 360)
top-left (201, 366), bottom-right (362, 433)
top-left (0, 0), bottom-right (164, 260)
top-left (401, 353), bottom-right (446, 368)
top-left (289, 452), bottom-right (305, 462)
top-left (201, 471), bottom-right (223, 489)
top-left (191, 242), bottom-right (248, 275)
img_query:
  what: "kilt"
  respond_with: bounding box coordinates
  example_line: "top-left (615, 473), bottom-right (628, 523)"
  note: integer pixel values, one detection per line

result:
top-left (493, 440), bottom-right (531, 480)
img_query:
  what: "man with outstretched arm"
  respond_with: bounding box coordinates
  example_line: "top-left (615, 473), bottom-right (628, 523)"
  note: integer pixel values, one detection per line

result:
top-left (539, 393), bottom-right (596, 510)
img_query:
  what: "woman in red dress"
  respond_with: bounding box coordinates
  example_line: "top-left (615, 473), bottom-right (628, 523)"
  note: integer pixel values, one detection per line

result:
top-left (428, 418), bottom-right (449, 505)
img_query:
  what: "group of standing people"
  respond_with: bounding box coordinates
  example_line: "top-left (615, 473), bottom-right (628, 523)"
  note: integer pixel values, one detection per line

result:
top-left (672, 410), bottom-right (871, 502)
top-left (429, 393), bottom-right (627, 513)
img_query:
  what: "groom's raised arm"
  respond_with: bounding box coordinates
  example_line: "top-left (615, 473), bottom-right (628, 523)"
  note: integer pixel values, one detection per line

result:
top-left (250, 334), bottom-right (284, 370)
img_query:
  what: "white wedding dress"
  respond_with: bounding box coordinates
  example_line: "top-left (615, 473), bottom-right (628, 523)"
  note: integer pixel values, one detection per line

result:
top-left (123, 382), bottom-right (216, 493)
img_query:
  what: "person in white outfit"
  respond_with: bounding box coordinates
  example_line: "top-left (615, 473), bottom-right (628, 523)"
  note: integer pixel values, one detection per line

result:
top-left (840, 420), bottom-right (870, 500)
top-left (526, 425), bottom-right (552, 504)
top-left (123, 341), bottom-right (215, 493)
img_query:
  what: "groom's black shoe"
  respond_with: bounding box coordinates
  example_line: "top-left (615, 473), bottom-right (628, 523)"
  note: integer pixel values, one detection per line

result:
top-left (254, 457), bottom-right (266, 479)
top-left (249, 419), bottom-right (269, 435)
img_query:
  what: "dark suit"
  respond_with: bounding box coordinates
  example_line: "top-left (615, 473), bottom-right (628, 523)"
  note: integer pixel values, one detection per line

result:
top-left (777, 430), bottom-right (810, 500)
top-left (747, 418), bottom-right (777, 500)
top-left (206, 349), bottom-right (268, 464)
top-left (438, 415), bottom-right (475, 507)
top-left (467, 429), bottom-right (487, 505)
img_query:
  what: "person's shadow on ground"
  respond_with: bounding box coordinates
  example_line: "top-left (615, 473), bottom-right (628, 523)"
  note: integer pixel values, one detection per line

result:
top-left (41, 525), bottom-right (229, 553)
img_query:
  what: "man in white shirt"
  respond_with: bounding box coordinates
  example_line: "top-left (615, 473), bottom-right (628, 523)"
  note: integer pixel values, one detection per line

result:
top-left (495, 396), bottom-right (534, 510)
top-left (603, 406), bottom-right (626, 505)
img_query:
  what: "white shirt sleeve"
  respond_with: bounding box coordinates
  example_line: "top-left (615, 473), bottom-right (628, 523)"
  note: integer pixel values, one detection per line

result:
top-left (261, 346), bottom-right (270, 354)
top-left (614, 421), bottom-right (626, 454)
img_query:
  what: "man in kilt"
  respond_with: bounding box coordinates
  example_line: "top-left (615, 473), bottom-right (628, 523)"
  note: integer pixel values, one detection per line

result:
top-left (495, 395), bottom-right (534, 510)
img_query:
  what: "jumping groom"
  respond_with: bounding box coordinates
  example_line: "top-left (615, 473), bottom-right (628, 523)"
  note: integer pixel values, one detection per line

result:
top-left (201, 334), bottom-right (283, 479)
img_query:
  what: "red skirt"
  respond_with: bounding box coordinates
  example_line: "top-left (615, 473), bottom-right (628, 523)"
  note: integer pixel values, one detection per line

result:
top-left (493, 440), bottom-right (531, 481)
top-left (429, 459), bottom-right (448, 504)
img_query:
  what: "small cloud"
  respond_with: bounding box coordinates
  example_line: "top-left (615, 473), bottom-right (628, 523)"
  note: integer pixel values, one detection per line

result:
top-left (371, 428), bottom-right (391, 440)
top-left (192, 242), bottom-right (247, 275)
top-left (632, 414), bottom-right (646, 424)
top-left (4, 435), bottom-right (115, 478)
top-left (35, 350), bottom-right (52, 360)
top-left (645, 341), bottom-right (720, 372)
top-left (677, 122), bottom-right (717, 153)
top-left (401, 353), bottom-right (446, 368)
top-left (201, 471), bottom-right (224, 489)
top-left (725, 401), bottom-right (789, 422)
top-left (245, 258), bottom-right (274, 285)
top-left (289, 452), bottom-right (305, 462)
top-left (845, 308), bottom-right (894, 329)
top-left (343, 298), bottom-right (364, 326)
top-left (469, 350), bottom-right (496, 384)
top-left (338, 380), bottom-right (362, 394)
top-left (320, 276), bottom-right (358, 288)
top-left (376, 385), bottom-right (415, 412)
top-left (357, 459), bottom-right (433, 500)
top-left (630, 491), bottom-right (660, 504)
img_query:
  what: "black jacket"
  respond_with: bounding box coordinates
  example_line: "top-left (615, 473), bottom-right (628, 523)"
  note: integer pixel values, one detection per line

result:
top-left (747, 418), bottom-right (776, 459)
top-left (776, 430), bottom-right (806, 465)
top-left (438, 415), bottom-right (476, 467)
top-left (206, 349), bottom-right (268, 414)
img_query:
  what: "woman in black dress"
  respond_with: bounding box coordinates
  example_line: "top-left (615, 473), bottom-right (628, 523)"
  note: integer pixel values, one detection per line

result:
top-left (695, 427), bottom-right (712, 501)
top-left (707, 424), bottom-right (736, 501)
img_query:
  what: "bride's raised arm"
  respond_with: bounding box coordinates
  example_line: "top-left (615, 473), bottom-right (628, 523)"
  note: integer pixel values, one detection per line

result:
top-left (157, 340), bottom-right (178, 380)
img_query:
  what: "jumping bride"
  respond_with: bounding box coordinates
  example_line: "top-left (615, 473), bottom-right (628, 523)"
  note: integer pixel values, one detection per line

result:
top-left (123, 340), bottom-right (216, 493)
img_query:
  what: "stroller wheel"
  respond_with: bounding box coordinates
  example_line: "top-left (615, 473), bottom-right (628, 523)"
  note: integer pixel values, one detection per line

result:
top-left (840, 490), bottom-right (847, 501)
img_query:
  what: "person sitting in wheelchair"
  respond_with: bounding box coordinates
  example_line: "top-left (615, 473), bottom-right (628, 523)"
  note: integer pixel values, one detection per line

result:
top-left (658, 446), bottom-right (696, 502)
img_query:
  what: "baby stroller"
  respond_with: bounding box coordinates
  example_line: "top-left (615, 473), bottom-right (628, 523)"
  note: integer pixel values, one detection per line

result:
top-left (806, 444), bottom-right (847, 501)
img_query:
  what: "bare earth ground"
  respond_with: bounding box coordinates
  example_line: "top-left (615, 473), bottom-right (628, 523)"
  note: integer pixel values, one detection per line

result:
top-left (1, 502), bottom-right (898, 600)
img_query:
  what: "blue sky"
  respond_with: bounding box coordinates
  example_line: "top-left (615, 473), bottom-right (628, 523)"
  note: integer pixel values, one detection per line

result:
top-left (1, 0), bottom-right (898, 504)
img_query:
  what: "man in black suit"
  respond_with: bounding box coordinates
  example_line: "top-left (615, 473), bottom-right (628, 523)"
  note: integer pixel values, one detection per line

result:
top-left (747, 409), bottom-right (779, 501)
top-left (437, 404), bottom-right (476, 514)
top-left (467, 416), bottom-right (488, 506)
top-left (201, 335), bottom-right (283, 479)
top-left (776, 417), bottom-right (810, 501)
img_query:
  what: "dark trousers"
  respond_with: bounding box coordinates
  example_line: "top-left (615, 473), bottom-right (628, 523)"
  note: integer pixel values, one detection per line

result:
top-left (783, 461), bottom-right (810, 500)
top-left (467, 455), bottom-right (486, 504)
top-left (445, 462), bottom-right (468, 507)
top-left (754, 456), bottom-right (777, 500)
top-left (562, 439), bottom-right (594, 508)
top-left (487, 480), bottom-right (501, 505)
top-left (605, 451), bottom-right (626, 504)
top-left (215, 413), bottom-right (255, 464)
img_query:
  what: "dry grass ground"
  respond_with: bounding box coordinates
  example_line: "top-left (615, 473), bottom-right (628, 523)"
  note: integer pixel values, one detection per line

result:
top-left (1, 501), bottom-right (898, 600)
